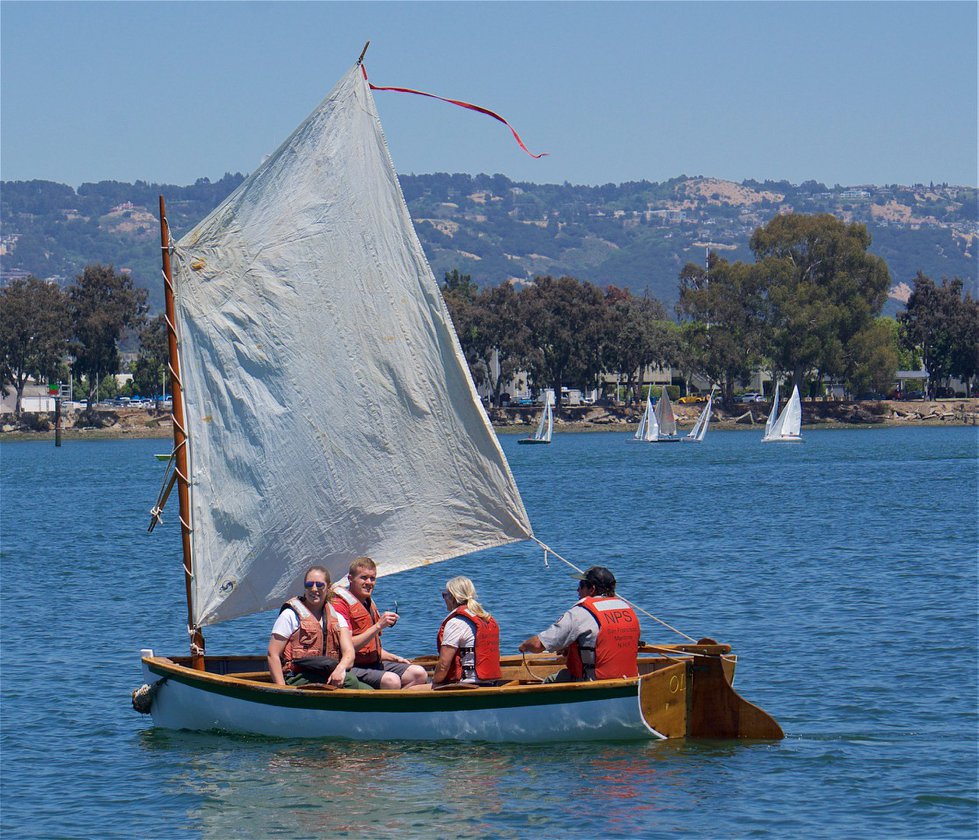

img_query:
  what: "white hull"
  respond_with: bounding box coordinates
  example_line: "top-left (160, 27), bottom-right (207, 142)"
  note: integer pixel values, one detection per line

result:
top-left (141, 654), bottom-right (660, 743)
top-left (136, 645), bottom-right (782, 743)
top-left (145, 672), bottom-right (657, 743)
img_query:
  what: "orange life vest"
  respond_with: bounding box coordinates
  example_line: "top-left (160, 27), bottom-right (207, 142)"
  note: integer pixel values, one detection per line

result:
top-left (333, 587), bottom-right (382, 667)
top-left (565, 596), bottom-right (640, 681)
top-left (280, 597), bottom-right (340, 670)
top-left (436, 606), bottom-right (502, 683)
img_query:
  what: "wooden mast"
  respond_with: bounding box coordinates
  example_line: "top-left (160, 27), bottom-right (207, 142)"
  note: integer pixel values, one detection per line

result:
top-left (159, 195), bottom-right (205, 670)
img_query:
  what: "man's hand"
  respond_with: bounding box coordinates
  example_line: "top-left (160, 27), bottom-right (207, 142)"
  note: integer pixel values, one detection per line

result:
top-left (519, 635), bottom-right (545, 654)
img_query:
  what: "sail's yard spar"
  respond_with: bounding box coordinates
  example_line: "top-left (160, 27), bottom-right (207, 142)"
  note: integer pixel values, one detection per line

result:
top-left (138, 46), bottom-right (782, 742)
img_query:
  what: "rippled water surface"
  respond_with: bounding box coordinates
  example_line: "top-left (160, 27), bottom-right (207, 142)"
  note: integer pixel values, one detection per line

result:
top-left (2, 427), bottom-right (976, 838)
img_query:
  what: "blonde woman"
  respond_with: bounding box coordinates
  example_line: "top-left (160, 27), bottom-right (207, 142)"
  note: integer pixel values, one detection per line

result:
top-left (433, 576), bottom-right (502, 686)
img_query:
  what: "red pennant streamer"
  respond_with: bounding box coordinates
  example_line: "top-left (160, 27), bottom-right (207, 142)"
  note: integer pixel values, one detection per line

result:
top-left (362, 65), bottom-right (547, 159)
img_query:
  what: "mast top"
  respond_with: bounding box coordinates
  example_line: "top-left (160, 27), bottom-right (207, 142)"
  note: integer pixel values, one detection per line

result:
top-left (357, 41), bottom-right (370, 65)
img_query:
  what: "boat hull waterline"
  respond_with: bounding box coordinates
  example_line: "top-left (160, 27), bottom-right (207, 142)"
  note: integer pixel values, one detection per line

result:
top-left (139, 649), bottom-right (782, 743)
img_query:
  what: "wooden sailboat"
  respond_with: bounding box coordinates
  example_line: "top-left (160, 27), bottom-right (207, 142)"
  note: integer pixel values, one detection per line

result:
top-left (517, 401), bottom-right (553, 445)
top-left (134, 56), bottom-right (782, 743)
top-left (762, 384), bottom-right (803, 443)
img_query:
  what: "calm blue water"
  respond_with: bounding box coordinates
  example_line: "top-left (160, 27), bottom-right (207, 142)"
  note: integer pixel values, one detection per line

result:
top-left (1, 428), bottom-right (976, 838)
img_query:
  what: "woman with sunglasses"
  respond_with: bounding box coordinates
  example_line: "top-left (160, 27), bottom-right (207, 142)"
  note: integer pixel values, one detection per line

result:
top-left (432, 576), bottom-right (502, 687)
top-left (266, 565), bottom-right (359, 688)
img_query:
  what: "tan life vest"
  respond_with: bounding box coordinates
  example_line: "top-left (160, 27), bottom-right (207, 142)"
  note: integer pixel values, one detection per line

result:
top-left (280, 596), bottom-right (340, 670)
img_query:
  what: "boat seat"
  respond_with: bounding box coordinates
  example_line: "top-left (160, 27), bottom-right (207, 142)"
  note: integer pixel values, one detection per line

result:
top-left (230, 671), bottom-right (274, 682)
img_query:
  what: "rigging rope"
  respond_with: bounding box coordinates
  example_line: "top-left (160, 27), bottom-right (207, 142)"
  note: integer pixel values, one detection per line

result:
top-left (530, 537), bottom-right (698, 643)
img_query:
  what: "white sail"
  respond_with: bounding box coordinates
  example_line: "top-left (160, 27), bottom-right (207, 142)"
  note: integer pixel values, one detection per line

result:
top-left (634, 393), bottom-right (659, 442)
top-left (686, 391), bottom-right (714, 442)
top-left (654, 388), bottom-right (677, 437)
top-left (764, 382), bottom-right (781, 439)
top-left (532, 403), bottom-right (553, 442)
top-left (763, 384), bottom-right (802, 442)
top-left (170, 65), bottom-right (533, 627)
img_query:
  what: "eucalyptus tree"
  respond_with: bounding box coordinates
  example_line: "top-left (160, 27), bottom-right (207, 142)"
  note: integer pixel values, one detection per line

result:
top-left (900, 273), bottom-right (979, 396)
top-left (749, 214), bottom-right (890, 391)
top-left (441, 270), bottom-right (533, 405)
top-left (131, 314), bottom-right (170, 397)
top-left (520, 275), bottom-right (606, 399)
top-left (602, 287), bottom-right (677, 402)
top-left (0, 276), bottom-right (71, 415)
top-left (478, 282), bottom-right (532, 405)
top-left (677, 254), bottom-right (766, 403)
top-left (845, 317), bottom-right (900, 397)
top-left (441, 269), bottom-right (488, 384)
top-left (68, 264), bottom-right (148, 408)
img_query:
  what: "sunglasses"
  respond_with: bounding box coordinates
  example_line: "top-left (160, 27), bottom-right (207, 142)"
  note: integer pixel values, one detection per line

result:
top-left (441, 591), bottom-right (451, 598)
top-left (304, 581), bottom-right (327, 589)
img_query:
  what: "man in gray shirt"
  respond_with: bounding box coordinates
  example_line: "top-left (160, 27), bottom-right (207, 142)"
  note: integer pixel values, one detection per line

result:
top-left (519, 566), bottom-right (640, 682)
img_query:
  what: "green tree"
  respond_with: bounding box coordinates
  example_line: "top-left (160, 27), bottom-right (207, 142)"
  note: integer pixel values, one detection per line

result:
top-left (750, 214), bottom-right (891, 390)
top-left (900, 273), bottom-right (979, 395)
top-left (845, 317), bottom-right (899, 397)
top-left (477, 282), bottom-right (532, 405)
top-left (521, 275), bottom-right (606, 399)
top-left (68, 264), bottom-right (148, 408)
top-left (677, 254), bottom-right (766, 402)
top-left (441, 269), bottom-right (491, 387)
top-left (0, 276), bottom-right (71, 415)
top-left (131, 314), bottom-right (170, 397)
top-left (602, 288), bottom-right (677, 403)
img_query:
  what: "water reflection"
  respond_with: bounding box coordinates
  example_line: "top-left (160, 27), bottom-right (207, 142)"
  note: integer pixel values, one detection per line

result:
top-left (139, 731), bottom-right (770, 839)
top-left (141, 733), bottom-right (525, 838)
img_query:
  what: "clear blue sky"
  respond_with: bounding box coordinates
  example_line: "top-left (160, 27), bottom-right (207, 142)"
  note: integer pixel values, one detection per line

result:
top-left (2, 1), bottom-right (976, 189)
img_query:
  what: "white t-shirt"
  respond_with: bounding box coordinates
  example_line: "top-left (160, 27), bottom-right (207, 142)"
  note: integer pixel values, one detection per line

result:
top-left (440, 615), bottom-right (477, 681)
top-left (271, 602), bottom-right (348, 639)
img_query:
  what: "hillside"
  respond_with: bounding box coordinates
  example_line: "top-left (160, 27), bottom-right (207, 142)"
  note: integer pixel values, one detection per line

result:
top-left (1, 174), bottom-right (974, 314)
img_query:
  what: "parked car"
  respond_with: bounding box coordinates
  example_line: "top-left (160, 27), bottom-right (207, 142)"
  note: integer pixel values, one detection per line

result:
top-left (737, 393), bottom-right (766, 403)
top-left (677, 394), bottom-right (707, 404)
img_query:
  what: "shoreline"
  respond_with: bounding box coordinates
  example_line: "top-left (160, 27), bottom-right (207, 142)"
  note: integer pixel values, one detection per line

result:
top-left (1, 399), bottom-right (975, 442)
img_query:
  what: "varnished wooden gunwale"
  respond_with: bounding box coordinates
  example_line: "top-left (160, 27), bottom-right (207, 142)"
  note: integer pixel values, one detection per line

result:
top-left (142, 645), bottom-right (782, 738)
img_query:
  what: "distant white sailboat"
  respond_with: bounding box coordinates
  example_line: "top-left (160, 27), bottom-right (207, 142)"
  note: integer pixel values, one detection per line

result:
top-left (518, 401), bottom-right (553, 445)
top-left (684, 388), bottom-right (716, 442)
top-left (631, 387), bottom-right (680, 443)
top-left (652, 387), bottom-right (680, 442)
top-left (762, 384), bottom-right (803, 443)
top-left (631, 392), bottom-right (659, 442)
top-left (763, 382), bottom-right (781, 440)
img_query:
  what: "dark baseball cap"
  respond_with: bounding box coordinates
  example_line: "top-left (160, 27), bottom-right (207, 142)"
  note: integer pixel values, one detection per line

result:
top-left (571, 566), bottom-right (616, 590)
